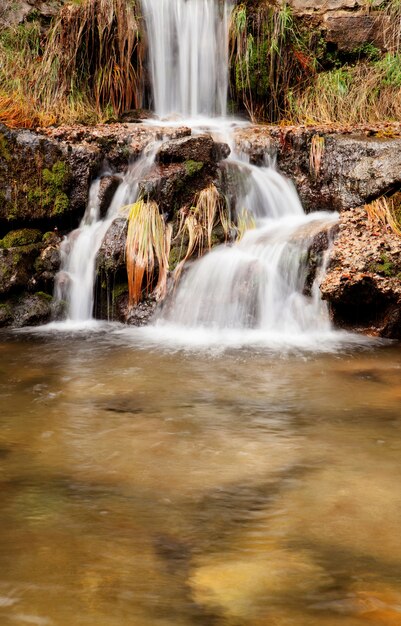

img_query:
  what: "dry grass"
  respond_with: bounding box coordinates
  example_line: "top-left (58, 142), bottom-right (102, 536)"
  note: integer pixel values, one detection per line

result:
top-left (381, 0), bottom-right (401, 52)
top-left (235, 207), bottom-right (256, 240)
top-left (229, 2), bottom-right (316, 122)
top-left (365, 195), bottom-right (401, 237)
top-left (288, 55), bottom-right (401, 126)
top-left (125, 199), bottom-right (172, 307)
top-left (38, 0), bottom-right (144, 118)
top-left (173, 185), bottom-right (230, 279)
top-left (309, 134), bottom-right (325, 178)
top-left (0, 0), bottom-right (144, 128)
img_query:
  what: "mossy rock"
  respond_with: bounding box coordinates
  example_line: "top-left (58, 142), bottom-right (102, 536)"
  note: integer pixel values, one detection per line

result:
top-left (0, 228), bottom-right (42, 248)
top-left (112, 282), bottom-right (128, 302)
top-left (27, 161), bottom-right (70, 217)
top-left (0, 134), bottom-right (11, 162)
top-left (34, 291), bottom-right (53, 302)
top-left (0, 302), bottom-right (13, 327)
top-left (0, 243), bottom-right (43, 295)
top-left (12, 293), bottom-right (52, 327)
top-left (184, 160), bottom-right (204, 177)
top-left (169, 244), bottom-right (186, 270)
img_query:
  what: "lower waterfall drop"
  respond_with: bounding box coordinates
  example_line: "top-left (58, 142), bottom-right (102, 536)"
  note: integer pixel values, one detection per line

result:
top-left (54, 146), bottom-right (158, 324)
top-left (153, 157), bottom-right (339, 345)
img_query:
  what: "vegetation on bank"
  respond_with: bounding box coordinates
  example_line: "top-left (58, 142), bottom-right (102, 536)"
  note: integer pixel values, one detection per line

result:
top-left (230, 0), bottom-right (401, 124)
top-left (1, 0), bottom-right (401, 127)
top-left (0, 0), bottom-right (144, 127)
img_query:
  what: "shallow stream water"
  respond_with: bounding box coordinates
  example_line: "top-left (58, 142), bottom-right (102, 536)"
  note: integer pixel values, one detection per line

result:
top-left (1, 329), bottom-right (401, 625)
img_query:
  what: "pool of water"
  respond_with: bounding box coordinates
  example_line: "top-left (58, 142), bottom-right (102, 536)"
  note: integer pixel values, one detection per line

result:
top-left (1, 329), bottom-right (401, 625)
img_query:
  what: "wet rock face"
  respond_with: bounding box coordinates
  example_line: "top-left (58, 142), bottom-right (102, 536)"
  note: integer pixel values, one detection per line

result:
top-left (304, 223), bottom-right (339, 296)
top-left (321, 207), bottom-right (401, 338)
top-left (156, 135), bottom-right (230, 165)
top-left (0, 123), bottom-right (231, 326)
top-left (141, 135), bottom-right (230, 218)
top-left (0, 123), bottom-right (192, 231)
top-left (0, 229), bottom-right (60, 327)
top-left (94, 133), bottom-right (231, 323)
top-left (0, 124), bottom-right (97, 229)
top-left (234, 127), bottom-right (401, 213)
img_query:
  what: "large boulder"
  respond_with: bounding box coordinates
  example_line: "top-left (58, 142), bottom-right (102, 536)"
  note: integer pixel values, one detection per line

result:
top-left (321, 206), bottom-right (401, 338)
top-left (156, 135), bottom-right (230, 165)
top-left (0, 0), bottom-right (65, 28)
top-left (141, 135), bottom-right (230, 217)
top-left (234, 126), bottom-right (401, 213)
top-left (0, 123), bottom-right (192, 231)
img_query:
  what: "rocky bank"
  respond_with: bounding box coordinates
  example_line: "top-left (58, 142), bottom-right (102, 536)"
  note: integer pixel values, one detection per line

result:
top-left (0, 121), bottom-right (401, 337)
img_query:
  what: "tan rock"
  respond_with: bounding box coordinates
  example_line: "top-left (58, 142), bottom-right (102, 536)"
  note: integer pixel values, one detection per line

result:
top-left (287, 0), bottom-right (381, 15)
top-left (324, 11), bottom-right (389, 51)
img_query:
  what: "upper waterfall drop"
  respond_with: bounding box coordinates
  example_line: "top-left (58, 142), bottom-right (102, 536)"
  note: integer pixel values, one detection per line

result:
top-left (141, 0), bottom-right (233, 119)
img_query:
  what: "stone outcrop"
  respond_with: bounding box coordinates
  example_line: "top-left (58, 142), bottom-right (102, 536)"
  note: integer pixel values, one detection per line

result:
top-left (0, 123), bottom-right (232, 327)
top-left (0, 230), bottom-right (60, 327)
top-left (321, 206), bottom-right (401, 338)
top-left (234, 125), bottom-right (401, 213)
top-left (92, 132), bottom-right (230, 325)
top-left (287, 1), bottom-right (388, 52)
top-left (0, 123), bottom-right (191, 231)
top-left (140, 135), bottom-right (230, 217)
top-left (0, 0), bottom-right (64, 28)
top-left (2, 121), bottom-right (401, 335)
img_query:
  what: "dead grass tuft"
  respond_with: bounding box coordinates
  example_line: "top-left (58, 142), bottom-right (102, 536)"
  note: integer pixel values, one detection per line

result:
top-left (365, 195), bottom-right (401, 237)
top-left (125, 199), bottom-right (172, 307)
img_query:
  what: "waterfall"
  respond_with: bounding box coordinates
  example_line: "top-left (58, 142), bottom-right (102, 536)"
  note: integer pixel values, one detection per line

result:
top-left (156, 160), bottom-right (338, 339)
top-left (141, 0), bottom-right (232, 118)
top-left (54, 147), bottom-right (158, 323)
top-left (51, 0), bottom-right (341, 345)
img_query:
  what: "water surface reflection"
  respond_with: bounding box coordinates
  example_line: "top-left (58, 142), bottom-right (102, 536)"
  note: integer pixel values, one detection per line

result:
top-left (1, 331), bottom-right (401, 625)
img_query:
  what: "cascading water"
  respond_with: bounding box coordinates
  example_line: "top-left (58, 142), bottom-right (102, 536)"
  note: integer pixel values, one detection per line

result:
top-left (53, 0), bottom-right (344, 346)
top-left (141, 0), bottom-right (232, 118)
top-left (156, 159), bottom-right (338, 341)
top-left (54, 146), bottom-right (158, 323)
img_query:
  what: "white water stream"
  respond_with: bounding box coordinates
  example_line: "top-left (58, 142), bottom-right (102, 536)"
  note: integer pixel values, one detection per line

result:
top-left (54, 147), bottom-right (157, 323)
top-left (158, 163), bottom-right (337, 335)
top-left (141, 0), bottom-right (232, 119)
top-left (52, 0), bottom-right (349, 348)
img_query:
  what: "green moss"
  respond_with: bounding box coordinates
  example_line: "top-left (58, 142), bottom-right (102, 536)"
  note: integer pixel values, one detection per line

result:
top-left (0, 228), bottom-right (42, 248)
top-left (42, 161), bottom-right (70, 216)
top-left (112, 283), bottom-right (128, 302)
top-left (370, 253), bottom-right (396, 277)
top-left (168, 245), bottom-right (186, 271)
top-left (52, 193), bottom-right (70, 215)
top-left (34, 291), bottom-right (53, 302)
top-left (27, 161), bottom-right (70, 217)
top-left (184, 160), bottom-right (204, 177)
top-left (42, 231), bottom-right (55, 242)
top-left (0, 134), bottom-right (11, 162)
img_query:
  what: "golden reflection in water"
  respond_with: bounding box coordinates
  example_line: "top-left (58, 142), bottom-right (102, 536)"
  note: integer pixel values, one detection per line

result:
top-left (0, 332), bottom-right (401, 625)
